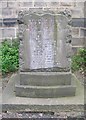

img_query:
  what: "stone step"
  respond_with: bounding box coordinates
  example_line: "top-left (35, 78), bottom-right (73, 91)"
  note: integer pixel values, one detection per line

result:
top-left (15, 84), bottom-right (76, 98)
top-left (20, 72), bottom-right (72, 86)
top-left (15, 75), bottom-right (76, 98)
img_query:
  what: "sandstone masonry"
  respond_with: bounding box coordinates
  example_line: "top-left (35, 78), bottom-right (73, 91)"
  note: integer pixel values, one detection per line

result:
top-left (0, 1), bottom-right (86, 54)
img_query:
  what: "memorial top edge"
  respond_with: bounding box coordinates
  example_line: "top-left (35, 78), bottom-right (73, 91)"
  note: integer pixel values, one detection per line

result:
top-left (18, 10), bottom-right (71, 23)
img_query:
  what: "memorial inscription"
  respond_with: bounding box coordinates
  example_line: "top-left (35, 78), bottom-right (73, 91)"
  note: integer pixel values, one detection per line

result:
top-left (28, 15), bottom-right (55, 69)
top-left (18, 11), bottom-right (72, 72)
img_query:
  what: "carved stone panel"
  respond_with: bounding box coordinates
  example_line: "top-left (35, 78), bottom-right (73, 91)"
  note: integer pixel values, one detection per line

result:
top-left (18, 10), bottom-right (72, 72)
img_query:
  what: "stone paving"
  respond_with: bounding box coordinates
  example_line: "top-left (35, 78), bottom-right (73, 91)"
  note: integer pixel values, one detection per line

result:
top-left (0, 111), bottom-right (85, 119)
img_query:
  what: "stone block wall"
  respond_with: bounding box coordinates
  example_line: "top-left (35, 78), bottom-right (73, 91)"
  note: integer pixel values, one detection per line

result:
top-left (0, 1), bottom-right (86, 54)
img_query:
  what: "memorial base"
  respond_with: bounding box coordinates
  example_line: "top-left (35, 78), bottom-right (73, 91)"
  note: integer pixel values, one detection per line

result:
top-left (15, 72), bottom-right (76, 98)
top-left (2, 73), bottom-right (84, 112)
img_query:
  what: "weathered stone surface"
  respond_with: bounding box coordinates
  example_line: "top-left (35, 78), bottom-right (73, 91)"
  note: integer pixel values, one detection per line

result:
top-left (80, 29), bottom-right (86, 37)
top-left (2, 28), bottom-right (15, 38)
top-left (72, 8), bottom-right (84, 18)
top-left (18, 2), bottom-right (33, 8)
top-left (72, 28), bottom-right (79, 37)
top-left (13, 9), bottom-right (76, 99)
top-left (15, 84), bottom-right (76, 98)
top-left (72, 38), bottom-right (85, 46)
top-left (84, 1), bottom-right (86, 18)
top-left (18, 10), bottom-right (72, 72)
top-left (20, 72), bottom-right (71, 86)
top-left (0, 9), bottom-right (2, 18)
top-left (2, 8), bottom-right (13, 16)
top-left (60, 2), bottom-right (72, 6)
top-left (7, 2), bottom-right (17, 8)
top-left (47, 2), bottom-right (59, 8)
top-left (72, 18), bottom-right (86, 27)
top-left (3, 73), bottom-right (84, 112)
top-left (34, 2), bottom-right (47, 7)
top-left (2, 2), bottom-right (7, 8)
top-left (15, 73), bottom-right (76, 98)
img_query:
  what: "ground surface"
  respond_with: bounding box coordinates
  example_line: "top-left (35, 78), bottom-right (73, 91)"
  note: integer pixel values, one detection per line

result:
top-left (0, 111), bottom-right (85, 119)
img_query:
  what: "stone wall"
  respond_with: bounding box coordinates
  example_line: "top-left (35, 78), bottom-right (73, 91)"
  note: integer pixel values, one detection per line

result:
top-left (0, 1), bottom-right (86, 54)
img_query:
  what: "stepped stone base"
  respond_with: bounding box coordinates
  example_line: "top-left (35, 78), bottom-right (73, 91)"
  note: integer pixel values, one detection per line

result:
top-left (19, 72), bottom-right (71, 86)
top-left (15, 72), bottom-right (76, 98)
top-left (2, 73), bottom-right (84, 112)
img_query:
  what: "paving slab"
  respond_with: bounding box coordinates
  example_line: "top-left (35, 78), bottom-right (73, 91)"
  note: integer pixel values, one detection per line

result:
top-left (2, 73), bottom-right (84, 112)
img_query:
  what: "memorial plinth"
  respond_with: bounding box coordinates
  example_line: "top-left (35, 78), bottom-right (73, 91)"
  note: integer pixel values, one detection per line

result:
top-left (15, 10), bottom-right (76, 98)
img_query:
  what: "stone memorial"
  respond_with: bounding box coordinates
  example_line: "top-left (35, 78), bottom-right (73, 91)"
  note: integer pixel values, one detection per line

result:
top-left (15, 10), bottom-right (76, 98)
